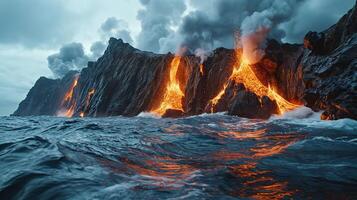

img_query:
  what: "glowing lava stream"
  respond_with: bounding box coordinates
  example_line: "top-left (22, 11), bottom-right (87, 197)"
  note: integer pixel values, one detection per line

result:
top-left (210, 51), bottom-right (300, 114)
top-left (60, 75), bottom-right (79, 117)
top-left (151, 56), bottom-right (184, 116)
top-left (199, 64), bottom-right (204, 75)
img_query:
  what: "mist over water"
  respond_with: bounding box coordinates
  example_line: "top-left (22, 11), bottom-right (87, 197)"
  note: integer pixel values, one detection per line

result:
top-left (0, 113), bottom-right (356, 199)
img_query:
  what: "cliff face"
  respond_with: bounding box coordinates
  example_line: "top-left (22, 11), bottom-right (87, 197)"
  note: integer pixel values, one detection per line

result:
top-left (13, 3), bottom-right (356, 120)
top-left (75, 39), bottom-right (172, 117)
top-left (12, 71), bottom-right (78, 116)
top-left (303, 4), bottom-right (357, 120)
top-left (11, 38), bottom-right (305, 119)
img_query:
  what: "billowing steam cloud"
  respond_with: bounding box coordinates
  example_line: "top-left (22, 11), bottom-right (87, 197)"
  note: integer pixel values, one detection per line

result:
top-left (48, 0), bottom-right (355, 77)
top-left (89, 17), bottom-right (134, 60)
top-left (136, 0), bottom-right (305, 63)
top-left (48, 17), bottom-right (133, 77)
top-left (100, 17), bottom-right (133, 44)
top-left (136, 0), bottom-right (301, 53)
top-left (90, 41), bottom-right (107, 59)
top-left (136, 0), bottom-right (186, 53)
top-left (47, 43), bottom-right (89, 78)
top-left (240, 0), bottom-right (301, 64)
top-left (195, 48), bottom-right (211, 64)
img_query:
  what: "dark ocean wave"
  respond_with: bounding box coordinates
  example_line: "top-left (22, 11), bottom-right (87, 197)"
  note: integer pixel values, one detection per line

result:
top-left (1, 109), bottom-right (357, 199)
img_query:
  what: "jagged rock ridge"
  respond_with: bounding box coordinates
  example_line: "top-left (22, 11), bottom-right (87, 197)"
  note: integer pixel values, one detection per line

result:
top-left (13, 3), bottom-right (357, 120)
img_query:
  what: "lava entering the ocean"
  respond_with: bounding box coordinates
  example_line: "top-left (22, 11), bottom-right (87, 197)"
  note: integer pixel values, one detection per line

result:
top-left (58, 75), bottom-right (79, 117)
top-left (151, 56), bottom-right (185, 116)
top-left (210, 49), bottom-right (300, 114)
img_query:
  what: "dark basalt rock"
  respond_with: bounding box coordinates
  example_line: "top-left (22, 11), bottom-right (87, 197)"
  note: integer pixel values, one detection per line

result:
top-left (185, 47), bottom-right (236, 115)
top-left (228, 85), bottom-right (279, 119)
top-left (12, 71), bottom-right (78, 116)
top-left (204, 81), bottom-right (245, 113)
top-left (302, 35), bottom-right (357, 120)
top-left (304, 31), bottom-right (326, 54)
top-left (162, 109), bottom-right (185, 118)
top-left (302, 3), bottom-right (357, 120)
top-left (257, 39), bottom-right (305, 103)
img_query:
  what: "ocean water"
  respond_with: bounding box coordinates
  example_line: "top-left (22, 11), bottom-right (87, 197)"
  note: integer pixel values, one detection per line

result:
top-left (1, 108), bottom-right (357, 200)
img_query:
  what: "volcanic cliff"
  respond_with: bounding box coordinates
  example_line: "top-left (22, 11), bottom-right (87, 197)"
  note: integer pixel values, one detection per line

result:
top-left (13, 3), bottom-right (357, 120)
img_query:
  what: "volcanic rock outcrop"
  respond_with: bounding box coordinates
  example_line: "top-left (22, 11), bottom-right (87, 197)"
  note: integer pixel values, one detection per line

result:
top-left (303, 3), bottom-right (357, 120)
top-left (13, 3), bottom-right (357, 120)
top-left (13, 71), bottom-right (79, 116)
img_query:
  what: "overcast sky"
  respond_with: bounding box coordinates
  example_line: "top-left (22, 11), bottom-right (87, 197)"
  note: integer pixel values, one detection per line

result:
top-left (0, 0), bottom-right (355, 116)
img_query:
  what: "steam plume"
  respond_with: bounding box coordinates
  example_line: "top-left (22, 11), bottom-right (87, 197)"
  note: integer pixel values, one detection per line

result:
top-left (240, 0), bottom-right (302, 64)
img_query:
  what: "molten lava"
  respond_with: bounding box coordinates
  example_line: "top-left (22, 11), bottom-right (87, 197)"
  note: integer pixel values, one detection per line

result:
top-left (60, 75), bottom-right (79, 117)
top-left (151, 56), bottom-right (185, 116)
top-left (199, 64), bottom-right (204, 75)
top-left (210, 50), bottom-right (300, 114)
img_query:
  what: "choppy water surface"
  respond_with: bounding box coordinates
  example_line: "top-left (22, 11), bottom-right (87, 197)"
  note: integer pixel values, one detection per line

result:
top-left (1, 109), bottom-right (357, 199)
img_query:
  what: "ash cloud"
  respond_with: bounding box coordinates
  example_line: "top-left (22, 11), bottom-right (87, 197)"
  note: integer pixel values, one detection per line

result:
top-left (100, 17), bottom-right (133, 44)
top-left (90, 17), bottom-right (134, 60)
top-left (136, 0), bottom-right (187, 53)
top-left (240, 0), bottom-right (302, 64)
top-left (135, 0), bottom-right (355, 56)
top-left (47, 0), bottom-right (357, 77)
top-left (47, 43), bottom-right (89, 78)
top-left (136, 0), bottom-right (302, 54)
top-left (90, 41), bottom-right (107, 59)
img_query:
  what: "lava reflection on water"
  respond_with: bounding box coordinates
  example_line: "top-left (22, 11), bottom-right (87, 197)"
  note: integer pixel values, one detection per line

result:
top-left (213, 129), bottom-right (304, 199)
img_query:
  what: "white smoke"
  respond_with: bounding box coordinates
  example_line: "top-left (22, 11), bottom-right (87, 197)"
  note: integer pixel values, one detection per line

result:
top-left (240, 0), bottom-right (298, 64)
top-left (194, 48), bottom-right (211, 64)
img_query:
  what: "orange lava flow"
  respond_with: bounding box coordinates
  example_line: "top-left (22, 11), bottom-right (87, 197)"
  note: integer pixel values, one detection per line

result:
top-left (210, 84), bottom-right (228, 111)
top-left (210, 51), bottom-right (300, 114)
top-left (151, 56), bottom-right (184, 116)
top-left (63, 77), bottom-right (78, 103)
top-left (199, 64), bottom-right (204, 75)
top-left (60, 75), bottom-right (79, 117)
